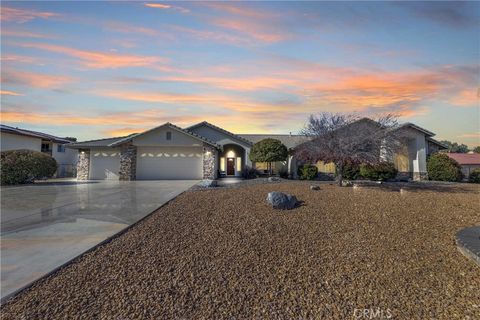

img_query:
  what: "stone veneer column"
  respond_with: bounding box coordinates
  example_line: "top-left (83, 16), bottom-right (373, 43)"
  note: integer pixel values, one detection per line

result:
top-left (203, 144), bottom-right (216, 180)
top-left (119, 142), bottom-right (137, 181)
top-left (77, 149), bottom-right (90, 180)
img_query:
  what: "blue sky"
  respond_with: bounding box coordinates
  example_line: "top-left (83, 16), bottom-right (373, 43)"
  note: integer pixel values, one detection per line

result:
top-left (1, 1), bottom-right (479, 146)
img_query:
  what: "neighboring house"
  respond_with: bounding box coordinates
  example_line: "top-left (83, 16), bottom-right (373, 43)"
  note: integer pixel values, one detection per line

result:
top-left (294, 120), bottom-right (447, 181)
top-left (446, 153), bottom-right (480, 179)
top-left (0, 124), bottom-right (78, 177)
top-left (68, 120), bottom-right (444, 181)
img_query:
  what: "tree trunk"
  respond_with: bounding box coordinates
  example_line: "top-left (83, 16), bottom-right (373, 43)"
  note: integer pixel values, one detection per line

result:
top-left (336, 162), bottom-right (343, 186)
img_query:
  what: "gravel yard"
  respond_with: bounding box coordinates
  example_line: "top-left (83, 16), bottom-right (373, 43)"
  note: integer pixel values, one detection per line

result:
top-left (2, 182), bottom-right (479, 319)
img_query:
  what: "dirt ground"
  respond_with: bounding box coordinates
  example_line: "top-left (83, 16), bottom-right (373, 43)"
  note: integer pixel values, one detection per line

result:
top-left (1, 182), bottom-right (479, 319)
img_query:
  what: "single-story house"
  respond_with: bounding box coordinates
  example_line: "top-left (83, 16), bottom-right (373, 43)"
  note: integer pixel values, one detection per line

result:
top-left (446, 153), bottom-right (480, 179)
top-left (68, 120), bottom-right (445, 181)
top-left (0, 124), bottom-right (78, 177)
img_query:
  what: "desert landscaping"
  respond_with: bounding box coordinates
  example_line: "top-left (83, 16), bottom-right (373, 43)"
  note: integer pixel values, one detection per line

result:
top-left (1, 182), bottom-right (479, 319)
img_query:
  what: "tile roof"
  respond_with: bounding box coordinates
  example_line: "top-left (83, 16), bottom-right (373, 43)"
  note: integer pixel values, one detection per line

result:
top-left (68, 123), bottom-right (220, 149)
top-left (446, 153), bottom-right (480, 165)
top-left (66, 135), bottom-right (133, 149)
top-left (187, 121), bottom-right (254, 146)
top-left (238, 134), bottom-right (311, 149)
top-left (0, 124), bottom-right (73, 144)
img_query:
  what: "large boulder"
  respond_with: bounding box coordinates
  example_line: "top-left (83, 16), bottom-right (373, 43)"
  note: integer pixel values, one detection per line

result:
top-left (266, 192), bottom-right (298, 210)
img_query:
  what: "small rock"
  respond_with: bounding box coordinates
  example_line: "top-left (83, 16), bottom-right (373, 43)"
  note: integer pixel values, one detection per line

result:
top-left (341, 180), bottom-right (353, 187)
top-left (266, 191), bottom-right (298, 210)
top-left (268, 177), bottom-right (280, 182)
top-left (353, 184), bottom-right (360, 190)
top-left (198, 179), bottom-right (217, 188)
top-left (310, 185), bottom-right (320, 190)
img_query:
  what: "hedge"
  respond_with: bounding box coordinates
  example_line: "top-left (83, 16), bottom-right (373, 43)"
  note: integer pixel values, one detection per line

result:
top-left (427, 153), bottom-right (462, 182)
top-left (359, 162), bottom-right (397, 181)
top-left (0, 149), bottom-right (58, 185)
top-left (341, 161), bottom-right (360, 180)
top-left (469, 169), bottom-right (480, 183)
top-left (298, 164), bottom-right (318, 180)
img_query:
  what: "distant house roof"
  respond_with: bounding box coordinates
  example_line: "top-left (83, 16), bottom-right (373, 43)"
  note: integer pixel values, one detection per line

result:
top-left (238, 134), bottom-right (311, 149)
top-left (427, 137), bottom-right (448, 149)
top-left (68, 123), bottom-right (220, 149)
top-left (397, 122), bottom-right (435, 137)
top-left (187, 121), bottom-right (254, 146)
top-left (0, 124), bottom-right (73, 144)
top-left (446, 153), bottom-right (480, 165)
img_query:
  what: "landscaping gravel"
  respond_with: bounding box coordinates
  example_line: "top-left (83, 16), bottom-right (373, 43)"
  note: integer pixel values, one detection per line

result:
top-left (2, 182), bottom-right (479, 319)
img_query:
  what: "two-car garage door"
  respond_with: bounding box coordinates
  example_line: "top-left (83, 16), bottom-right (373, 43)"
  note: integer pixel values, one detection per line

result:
top-left (89, 147), bottom-right (203, 180)
top-left (136, 146), bottom-right (203, 180)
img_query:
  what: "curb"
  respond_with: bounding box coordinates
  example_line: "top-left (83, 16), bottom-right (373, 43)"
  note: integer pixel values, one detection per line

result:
top-left (455, 226), bottom-right (480, 267)
top-left (0, 190), bottom-right (187, 306)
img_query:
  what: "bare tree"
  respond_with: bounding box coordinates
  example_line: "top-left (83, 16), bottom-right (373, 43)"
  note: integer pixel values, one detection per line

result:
top-left (296, 112), bottom-right (401, 186)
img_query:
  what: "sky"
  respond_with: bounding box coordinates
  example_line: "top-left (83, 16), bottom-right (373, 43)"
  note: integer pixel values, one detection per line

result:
top-left (0, 1), bottom-right (479, 146)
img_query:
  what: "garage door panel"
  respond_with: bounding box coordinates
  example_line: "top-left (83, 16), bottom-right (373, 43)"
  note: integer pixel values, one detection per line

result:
top-left (136, 147), bottom-right (202, 180)
top-left (90, 149), bottom-right (120, 180)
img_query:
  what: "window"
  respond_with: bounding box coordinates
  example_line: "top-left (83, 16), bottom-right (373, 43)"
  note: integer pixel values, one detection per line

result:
top-left (166, 131), bottom-right (172, 140)
top-left (220, 157), bottom-right (225, 171)
top-left (236, 157), bottom-right (242, 172)
top-left (41, 143), bottom-right (51, 152)
top-left (57, 144), bottom-right (66, 152)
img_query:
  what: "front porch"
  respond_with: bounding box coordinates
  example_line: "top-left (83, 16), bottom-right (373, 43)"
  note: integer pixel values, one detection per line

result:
top-left (218, 144), bottom-right (247, 177)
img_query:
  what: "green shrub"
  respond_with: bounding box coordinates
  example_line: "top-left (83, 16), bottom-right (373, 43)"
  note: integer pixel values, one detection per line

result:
top-left (427, 153), bottom-right (462, 182)
top-left (468, 169), bottom-right (480, 183)
top-left (341, 161), bottom-right (360, 180)
top-left (0, 149), bottom-right (57, 185)
top-left (278, 167), bottom-right (289, 179)
top-left (241, 165), bottom-right (259, 179)
top-left (360, 162), bottom-right (397, 181)
top-left (298, 164), bottom-right (318, 180)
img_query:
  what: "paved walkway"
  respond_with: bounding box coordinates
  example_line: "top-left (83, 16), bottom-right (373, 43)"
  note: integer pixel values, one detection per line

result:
top-left (456, 226), bottom-right (480, 266)
top-left (1, 180), bottom-right (197, 299)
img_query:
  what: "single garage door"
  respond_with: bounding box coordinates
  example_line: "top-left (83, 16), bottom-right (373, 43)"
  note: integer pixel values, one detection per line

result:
top-left (89, 149), bottom-right (121, 180)
top-left (136, 146), bottom-right (203, 180)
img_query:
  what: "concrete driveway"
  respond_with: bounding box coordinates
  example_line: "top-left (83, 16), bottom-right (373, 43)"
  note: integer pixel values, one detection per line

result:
top-left (1, 180), bottom-right (197, 299)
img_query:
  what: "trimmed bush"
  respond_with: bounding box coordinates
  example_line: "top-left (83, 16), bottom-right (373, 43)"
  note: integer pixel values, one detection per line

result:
top-left (298, 164), bottom-right (318, 180)
top-left (360, 162), bottom-right (397, 181)
top-left (468, 169), bottom-right (480, 183)
top-left (241, 165), bottom-right (259, 179)
top-left (341, 161), bottom-right (360, 180)
top-left (0, 149), bottom-right (57, 185)
top-left (427, 153), bottom-right (462, 182)
top-left (278, 167), bottom-right (289, 179)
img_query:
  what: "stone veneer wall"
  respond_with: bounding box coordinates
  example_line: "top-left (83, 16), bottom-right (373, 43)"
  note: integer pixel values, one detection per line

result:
top-left (77, 149), bottom-right (90, 180)
top-left (119, 142), bottom-right (137, 181)
top-left (203, 144), bottom-right (216, 180)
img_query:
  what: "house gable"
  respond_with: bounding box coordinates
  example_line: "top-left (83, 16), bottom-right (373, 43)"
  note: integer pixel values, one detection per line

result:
top-left (187, 122), bottom-right (252, 148)
top-left (133, 125), bottom-right (204, 147)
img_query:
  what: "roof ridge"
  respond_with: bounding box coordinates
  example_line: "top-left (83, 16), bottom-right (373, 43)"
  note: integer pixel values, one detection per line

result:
top-left (187, 121), bottom-right (253, 145)
top-left (70, 134), bottom-right (132, 145)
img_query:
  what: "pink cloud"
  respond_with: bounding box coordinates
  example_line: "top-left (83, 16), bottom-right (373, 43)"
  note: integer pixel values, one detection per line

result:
top-left (12, 42), bottom-right (166, 69)
top-left (2, 70), bottom-right (74, 89)
top-left (1, 7), bottom-right (59, 23)
top-left (144, 3), bottom-right (189, 13)
top-left (0, 90), bottom-right (23, 96)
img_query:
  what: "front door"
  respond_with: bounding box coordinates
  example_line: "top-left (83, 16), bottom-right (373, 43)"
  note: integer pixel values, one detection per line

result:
top-left (227, 157), bottom-right (235, 175)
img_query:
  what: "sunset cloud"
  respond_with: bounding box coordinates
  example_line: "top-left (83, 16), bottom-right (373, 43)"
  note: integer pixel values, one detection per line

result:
top-left (144, 3), bottom-right (189, 13)
top-left (1, 6), bottom-right (59, 23)
top-left (2, 70), bottom-right (74, 89)
top-left (449, 89), bottom-right (479, 107)
top-left (0, 90), bottom-right (23, 96)
top-left (13, 42), bottom-right (166, 69)
top-left (1, 29), bottom-right (55, 39)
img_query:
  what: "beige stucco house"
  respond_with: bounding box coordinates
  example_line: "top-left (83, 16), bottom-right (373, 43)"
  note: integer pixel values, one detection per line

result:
top-left (0, 124), bottom-right (78, 177)
top-left (68, 120), bottom-right (444, 181)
